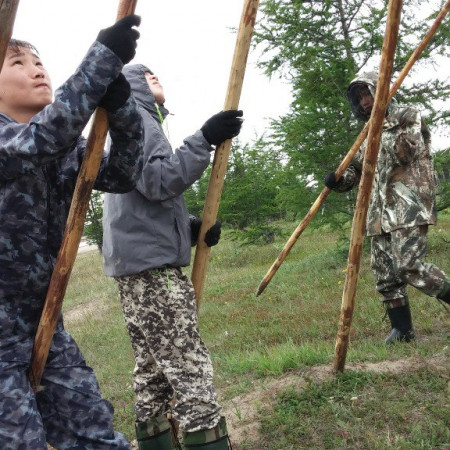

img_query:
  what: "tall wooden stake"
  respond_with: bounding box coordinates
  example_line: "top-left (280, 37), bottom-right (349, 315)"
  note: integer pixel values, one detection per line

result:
top-left (333, 0), bottom-right (403, 372)
top-left (191, 0), bottom-right (259, 305)
top-left (28, 0), bottom-right (139, 392)
top-left (0, 0), bottom-right (20, 71)
top-left (255, 0), bottom-right (450, 297)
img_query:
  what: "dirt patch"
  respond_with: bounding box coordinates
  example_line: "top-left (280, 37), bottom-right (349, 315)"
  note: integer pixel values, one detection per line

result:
top-left (63, 300), bottom-right (108, 325)
top-left (48, 354), bottom-right (449, 449)
top-left (221, 354), bottom-right (449, 448)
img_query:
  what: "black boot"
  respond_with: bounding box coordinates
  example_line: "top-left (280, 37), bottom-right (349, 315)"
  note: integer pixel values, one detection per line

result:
top-left (385, 304), bottom-right (415, 344)
top-left (437, 280), bottom-right (450, 305)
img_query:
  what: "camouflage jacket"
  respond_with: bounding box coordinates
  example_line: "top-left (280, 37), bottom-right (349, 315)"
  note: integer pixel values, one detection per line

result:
top-left (335, 104), bottom-right (437, 236)
top-left (0, 42), bottom-right (143, 361)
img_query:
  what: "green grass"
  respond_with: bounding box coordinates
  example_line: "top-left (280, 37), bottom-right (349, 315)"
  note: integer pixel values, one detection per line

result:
top-left (259, 368), bottom-right (450, 449)
top-left (64, 215), bottom-right (450, 446)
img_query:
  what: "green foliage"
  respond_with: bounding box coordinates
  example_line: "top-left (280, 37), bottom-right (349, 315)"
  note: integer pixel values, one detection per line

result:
top-left (185, 140), bottom-right (287, 244)
top-left (250, 0), bottom-right (450, 234)
top-left (220, 140), bottom-right (286, 244)
top-left (84, 190), bottom-right (103, 251)
top-left (433, 148), bottom-right (450, 211)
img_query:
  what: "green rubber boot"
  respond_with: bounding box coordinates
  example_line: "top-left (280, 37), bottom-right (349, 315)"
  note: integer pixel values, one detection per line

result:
top-left (135, 414), bottom-right (174, 450)
top-left (183, 416), bottom-right (230, 450)
top-left (437, 280), bottom-right (450, 305)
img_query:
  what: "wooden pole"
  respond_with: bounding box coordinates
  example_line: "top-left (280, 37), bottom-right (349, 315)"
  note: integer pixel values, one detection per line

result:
top-left (333, 0), bottom-right (403, 372)
top-left (28, 0), bottom-right (139, 392)
top-left (191, 0), bottom-right (259, 305)
top-left (255, 0), bottom-right (450, 297)
top-left (0, 0), bottom-right (20, 71)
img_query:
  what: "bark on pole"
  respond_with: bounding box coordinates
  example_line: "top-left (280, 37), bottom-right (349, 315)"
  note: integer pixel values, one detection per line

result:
top-left (191, 0), bottom-right (260, 305)
top-left (255, 0), bottom-right (450, 297)
top-left (28, 0), bottom-right (139, 392)
top-left (0, 0), bottom-right (20, 71)
top-left (333, 0), bottom-right (403, 372)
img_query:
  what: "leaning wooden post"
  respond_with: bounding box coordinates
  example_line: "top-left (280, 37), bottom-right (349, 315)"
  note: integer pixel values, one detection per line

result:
top-left (191, 0), bottom-right (259, 305)
top-left (333, 0), bottom-right (403, 372)
top-left (28, 0), bottom-right (138, 392)
top-left (0, 0), bottom-right (20, 71)
top-left (255, 0), bottom-right (450, 297)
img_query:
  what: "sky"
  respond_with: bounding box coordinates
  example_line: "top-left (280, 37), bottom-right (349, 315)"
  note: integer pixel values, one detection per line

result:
top-left (11, 0), bottom-right (293, 148)
top-left (10, 0), bottom-right (449, 150)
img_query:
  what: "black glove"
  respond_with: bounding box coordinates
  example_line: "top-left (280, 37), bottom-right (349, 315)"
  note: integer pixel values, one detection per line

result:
top-left (201, 110), bottom-right (243, 146)
top-left (98, 73), bottom-right (131, 112)
top-left (324, 172), bottom-right (338, 189)
top-left (204, 220), bottom-right (221, 247)
top-left (190, 217), bottom-right (202, 245)
top-left (190, 217), bottom-right (222, 247)
top-left (96, 15), bottom-right (141, 64)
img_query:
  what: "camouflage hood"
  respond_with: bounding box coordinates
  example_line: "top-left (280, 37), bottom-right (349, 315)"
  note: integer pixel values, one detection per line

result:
top-left (347, 71), bottom-right (396, 121)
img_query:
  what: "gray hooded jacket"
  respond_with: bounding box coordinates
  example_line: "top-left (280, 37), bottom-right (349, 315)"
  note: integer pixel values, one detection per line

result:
top-left (102, 64), bottom-right (212, 276)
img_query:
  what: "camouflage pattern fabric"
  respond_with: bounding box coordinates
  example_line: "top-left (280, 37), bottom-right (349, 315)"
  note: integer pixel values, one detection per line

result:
top-left (117, 267), bottom-right (222, 433)
top-left (335, 104), bottom-right (437, 237)
top-left (135, 413), bottom-right (171, 438)
top-left (0, 358), bottom-right (130, 449)
top-left (332, 72), bottom-right (448, 308)
top-left (371, 225), bottom-right (447, 307)
top-left (0, 41), bottom-right (142, 448)
top-left (183, 415), bottom-right (228, 448)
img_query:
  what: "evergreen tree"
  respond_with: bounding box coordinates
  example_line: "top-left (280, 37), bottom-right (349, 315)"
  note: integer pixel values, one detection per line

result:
top-left (220, 139), bottom-right (285, 243)
top-left (434, 148), bottom-right (450, 212)
top-left (84, 190), bottom-right (103, 252)
top-left (254, 0), bottom-right (450, 226)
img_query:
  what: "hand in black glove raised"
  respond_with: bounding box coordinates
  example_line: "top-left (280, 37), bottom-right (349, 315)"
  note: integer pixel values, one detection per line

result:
top-left (201, 110), bottom-right (243, 147)
top-left (99, 73), bottom-right (131, 112)
top-left (96, 15), bottom-right (141, 64)
top-left (190, 217), bottom-right (222, 247)
top-left (324, 172), bottom-right (338, 189)
top-left (204, 220), bottom-right (221, 247)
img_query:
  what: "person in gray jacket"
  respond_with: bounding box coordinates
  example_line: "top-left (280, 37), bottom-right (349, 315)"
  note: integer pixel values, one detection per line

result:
top-left (102, 64), bottom-right (243, 450)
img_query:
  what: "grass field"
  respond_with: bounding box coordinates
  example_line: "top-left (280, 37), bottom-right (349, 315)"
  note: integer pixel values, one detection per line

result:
top-left (64, 215), bottom-right (450, 449)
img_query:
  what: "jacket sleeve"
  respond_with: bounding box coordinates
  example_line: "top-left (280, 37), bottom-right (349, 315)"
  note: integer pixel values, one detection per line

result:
top-left (333, 146), bottom-right (363, 193)
top-left (93, 95), bottom-right (144, 193)
top-left (136, 125), bottom-right (211, 201)
top-left (0, 41), bottom-right (122, 182)
top-left (393, 108), bottom-right (423, 165)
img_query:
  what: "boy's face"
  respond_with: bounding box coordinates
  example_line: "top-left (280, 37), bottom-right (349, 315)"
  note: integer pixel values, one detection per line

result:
top-left (145, 72), bottom-right (165, 105)
top-left (357, 86), bottom-right (374, 114)
top-left (0, 46), bottom-right (53, 122)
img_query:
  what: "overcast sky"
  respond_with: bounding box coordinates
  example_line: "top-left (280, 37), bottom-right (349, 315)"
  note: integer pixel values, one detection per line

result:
top-left (11, 0), bottom-right (449, 150)
top-left (11, 0), bottom-right (292, 147)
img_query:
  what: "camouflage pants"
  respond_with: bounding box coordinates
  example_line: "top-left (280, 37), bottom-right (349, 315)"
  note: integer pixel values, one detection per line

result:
top-left (116, 268), bottom-right (221, 432)
top-left (0, 346), bottom-right (130, 449)
top-left (371, 225), bottom-right (447, 307)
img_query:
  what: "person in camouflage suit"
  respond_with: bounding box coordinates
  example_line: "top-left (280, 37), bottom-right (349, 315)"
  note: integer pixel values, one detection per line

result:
top-left (0, 16), bottom-right (143, 449)
top-left (102, 64), bottom-right (243, 449)
top-left (325, 71), bottom-right (450, 344)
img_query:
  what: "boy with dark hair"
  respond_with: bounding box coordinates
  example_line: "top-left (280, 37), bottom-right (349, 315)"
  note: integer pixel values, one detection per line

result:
top-left (0, 15), bottom-right (143, 449)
